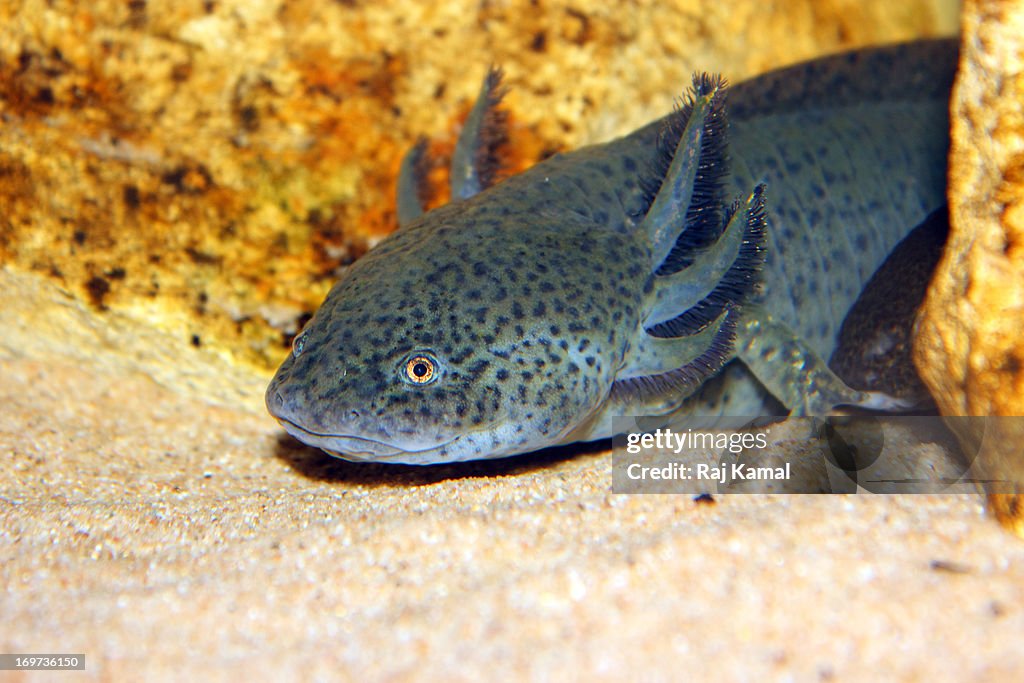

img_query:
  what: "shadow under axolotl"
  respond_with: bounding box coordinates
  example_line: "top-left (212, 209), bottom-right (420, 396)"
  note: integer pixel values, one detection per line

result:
top-left (272, 431), bottom-right (611, 485)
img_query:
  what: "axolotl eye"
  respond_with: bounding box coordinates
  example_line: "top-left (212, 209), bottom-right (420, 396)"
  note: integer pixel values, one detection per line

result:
top-left (402, 353), bottom-right (440, 385)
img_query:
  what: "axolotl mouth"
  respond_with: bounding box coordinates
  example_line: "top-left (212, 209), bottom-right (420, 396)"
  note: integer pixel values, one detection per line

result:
top-left (274, 416), bottom-right (462, 464)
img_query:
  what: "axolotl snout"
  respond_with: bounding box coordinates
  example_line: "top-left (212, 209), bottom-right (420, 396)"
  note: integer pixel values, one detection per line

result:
top-left (266, 40), bottom-right (956, 465)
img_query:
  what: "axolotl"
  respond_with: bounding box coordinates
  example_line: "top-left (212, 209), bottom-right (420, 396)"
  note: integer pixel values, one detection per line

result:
top-left (266, 39), bottom-right (957, 464)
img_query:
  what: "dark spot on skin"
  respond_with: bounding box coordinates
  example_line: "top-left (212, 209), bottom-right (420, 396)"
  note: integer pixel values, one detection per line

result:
top-left (693, 493), bottom-right (715, 505)
top-left (73, 229), bottom-right (86, 245)
top-left (469, 359), bottom-right (491, 376)
top-left (451, 347), bottom-right (474, 364)
top-left (533, 301), bottom-right (546, 317)
top-left (190, 334), bottom-right (201, 348)
top-left (496, 368), bottom-right (509, 381)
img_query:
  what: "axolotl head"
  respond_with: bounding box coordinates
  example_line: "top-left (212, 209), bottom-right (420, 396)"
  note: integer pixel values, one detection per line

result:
top-left (265, 206), bottom-right (634, 465)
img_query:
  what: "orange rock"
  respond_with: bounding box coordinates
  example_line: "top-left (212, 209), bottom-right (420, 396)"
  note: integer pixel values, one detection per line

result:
top-left (914, 0), bottom-right (1024, 536)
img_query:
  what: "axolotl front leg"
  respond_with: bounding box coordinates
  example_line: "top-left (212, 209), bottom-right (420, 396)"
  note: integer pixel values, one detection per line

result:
top-left (733, 305), bottom-right (914, 416)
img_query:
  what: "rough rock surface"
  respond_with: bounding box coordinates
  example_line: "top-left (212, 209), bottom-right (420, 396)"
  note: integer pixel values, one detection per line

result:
top-left (914, 0), bottom-right (1024, 536)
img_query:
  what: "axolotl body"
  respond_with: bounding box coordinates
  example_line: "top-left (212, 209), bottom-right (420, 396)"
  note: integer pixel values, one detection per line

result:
top-left (266, 39), bottom-right (956, 464)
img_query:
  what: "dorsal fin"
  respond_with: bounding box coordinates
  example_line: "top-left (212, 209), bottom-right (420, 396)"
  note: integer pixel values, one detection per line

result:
top-left (450, 66), bottom-right (509, 200)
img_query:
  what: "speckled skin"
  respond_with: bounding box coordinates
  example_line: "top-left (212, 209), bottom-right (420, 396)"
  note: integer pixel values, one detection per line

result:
top-left (268, 153), bottom-right (654, 462)
top-left (267, 39), bottom-right (957, 464)
top-left (669, 38), bottom-right (956, 424)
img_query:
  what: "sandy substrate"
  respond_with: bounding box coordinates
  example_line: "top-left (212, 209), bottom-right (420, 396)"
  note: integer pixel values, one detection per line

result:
top-left (3, 342), bottom-right (1024, 681)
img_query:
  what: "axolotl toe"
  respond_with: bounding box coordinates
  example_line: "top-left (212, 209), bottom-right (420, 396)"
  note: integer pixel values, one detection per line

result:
top-left (266, 39), bottom-right (957, 464)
